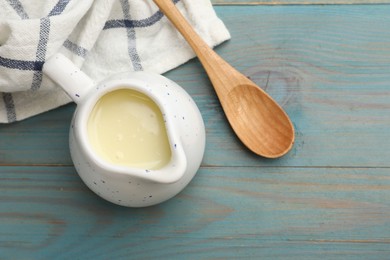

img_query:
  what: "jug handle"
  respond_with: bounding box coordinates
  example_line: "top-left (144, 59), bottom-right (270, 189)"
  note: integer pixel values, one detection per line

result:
top-left (43, 53), bottom-right (94, 104)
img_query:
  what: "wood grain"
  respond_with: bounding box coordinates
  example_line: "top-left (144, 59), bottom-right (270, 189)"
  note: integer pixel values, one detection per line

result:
top-left (154, 0), bottom-right (294, 158)
top-left (212, 0), bottom-right (390, 5)
top-left (1, 3), bottom-right (390, 259)
top-left (0, 166), bottom-right (389, 258)
top-left (2, 5), bottom-right (389, 167)
top-left (172, 4), bottom-right (390, 167)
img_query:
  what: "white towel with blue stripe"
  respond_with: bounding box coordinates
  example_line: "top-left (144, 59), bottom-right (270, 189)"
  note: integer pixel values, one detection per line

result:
top-left (0, 0), bottom-right (230, 123)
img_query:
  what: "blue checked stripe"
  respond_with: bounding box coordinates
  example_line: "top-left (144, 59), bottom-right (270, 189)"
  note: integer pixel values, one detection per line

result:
top-left (49, 0), bottom-right (71, 16)
top-left (104, 0), bottom-right (180, 30)
top-left (1, 0), bottom-right (179, 73)
top-left (108, 0), bottom-right (180, 71)
top-left (2, 0), bottom-right (30, 122)
top-left (0, 58), bottom-right (43, 71)
top-left (6, 0), bottom-right (29, 19)
top-left (103, 11), bottom-right (165, 30)
top-left (1, 0), bottom-right (178, 122)
top-left (30, 1), bottom-right (70, 91)
top-left (1, 1), bottom-right (70, 72)
top-left (1, 0), bottom-right (70, 121)
top-left (31, 17), bottom-right (51, 91)
top-left (63, 40), bottom-right (88, 58)
top-left (120, 0), bottom-right (143, 71)
top-left (2, 93), bottom-right (16, 122)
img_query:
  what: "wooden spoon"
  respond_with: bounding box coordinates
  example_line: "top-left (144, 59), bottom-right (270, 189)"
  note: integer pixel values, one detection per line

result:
top-left (153, 0), bottom-right (294, 158)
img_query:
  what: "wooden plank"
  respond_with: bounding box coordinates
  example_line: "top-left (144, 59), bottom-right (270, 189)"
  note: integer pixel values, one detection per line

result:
top-left (0, 166), bottom-right (389, 258)
top-left (169, 4), bottom-right (390, 167)
top-left (0, 104), bottom-right (74, 165)
top-left (1, 5), bottom-right (390, 168)
top-left (211, 0), bottom-right (390, 5)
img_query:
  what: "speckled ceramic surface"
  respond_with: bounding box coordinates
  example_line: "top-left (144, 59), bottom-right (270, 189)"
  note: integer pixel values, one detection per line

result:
top-left (44, 54), bottom-right (205, 207)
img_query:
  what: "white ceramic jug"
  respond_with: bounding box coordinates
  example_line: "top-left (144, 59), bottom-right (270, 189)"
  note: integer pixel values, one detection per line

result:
top-left (43, 54), bottom-right (205, 207)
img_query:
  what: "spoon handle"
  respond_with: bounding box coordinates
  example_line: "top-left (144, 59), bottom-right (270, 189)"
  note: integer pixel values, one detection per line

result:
top-left (154, 0), bottom-right (295, 158)
top-left (153, 0), bottom-right (246, 100)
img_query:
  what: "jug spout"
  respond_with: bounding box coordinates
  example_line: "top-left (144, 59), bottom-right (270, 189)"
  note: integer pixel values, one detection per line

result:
top-left (127, 140), bottom-right (188, 184)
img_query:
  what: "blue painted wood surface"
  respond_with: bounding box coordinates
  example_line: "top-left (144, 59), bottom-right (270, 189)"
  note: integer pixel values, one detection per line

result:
top-left (1, 3), bottom-right (390, 259)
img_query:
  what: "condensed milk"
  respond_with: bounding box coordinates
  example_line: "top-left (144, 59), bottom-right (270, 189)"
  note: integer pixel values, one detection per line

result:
top-left (87, 89), bottom-right (172, 170)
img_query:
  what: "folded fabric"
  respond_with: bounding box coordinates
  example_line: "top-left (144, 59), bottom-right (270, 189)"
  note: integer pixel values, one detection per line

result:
top-left (0, 0), bottom-right (230, 123)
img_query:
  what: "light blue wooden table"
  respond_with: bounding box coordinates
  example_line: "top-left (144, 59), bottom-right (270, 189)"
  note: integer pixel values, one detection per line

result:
top-left (1, 0), bottom-right (390, 259)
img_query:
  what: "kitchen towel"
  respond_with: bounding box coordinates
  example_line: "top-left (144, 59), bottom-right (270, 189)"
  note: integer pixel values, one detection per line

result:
top-left (0, 0), bottom-right (230, 123)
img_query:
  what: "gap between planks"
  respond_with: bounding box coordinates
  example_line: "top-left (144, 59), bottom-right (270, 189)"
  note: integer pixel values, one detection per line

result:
top-left (290, 239), bottom-right (390, 244)
top-left (212, 1), bottom-right (390, 5)
top-left (1, 164), bottom-right (389, 169)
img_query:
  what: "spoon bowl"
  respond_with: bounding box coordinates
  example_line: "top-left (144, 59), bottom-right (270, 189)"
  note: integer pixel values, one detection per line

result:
top-left (153, 0), bottom-right (294, 158)
top-left (226, 83), bottom-right (294, 158)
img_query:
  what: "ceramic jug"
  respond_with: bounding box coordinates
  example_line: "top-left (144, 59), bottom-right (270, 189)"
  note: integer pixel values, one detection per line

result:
top-left (43, 53), bottom-right (205, 207)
